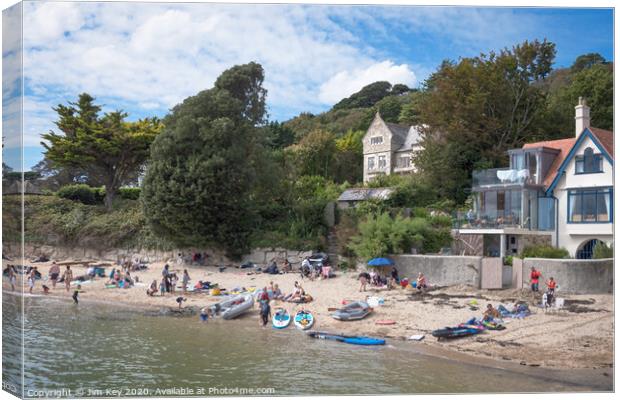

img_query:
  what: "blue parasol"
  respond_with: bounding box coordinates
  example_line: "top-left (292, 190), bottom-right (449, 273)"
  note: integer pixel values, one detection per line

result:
top-left (367, 257), bottom-right (394, 267)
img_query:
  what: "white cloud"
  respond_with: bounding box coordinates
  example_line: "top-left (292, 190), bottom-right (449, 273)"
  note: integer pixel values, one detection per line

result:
top-left (318, 60), bottom-right (416, 104)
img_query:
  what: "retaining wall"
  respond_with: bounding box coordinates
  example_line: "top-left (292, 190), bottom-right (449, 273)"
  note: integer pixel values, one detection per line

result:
top-left (521, 258), bottom-right (613, 294)
top-left (390, 255), bottom-right (482, 287)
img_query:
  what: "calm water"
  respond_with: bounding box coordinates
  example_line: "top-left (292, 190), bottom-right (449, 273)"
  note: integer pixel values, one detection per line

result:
top-left (2, 294), bottom-right (610, 397)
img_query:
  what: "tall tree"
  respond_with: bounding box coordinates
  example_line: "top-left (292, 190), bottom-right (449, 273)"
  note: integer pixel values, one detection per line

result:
top-left (287, 129), bottom-right (338, 179)
top-left (41, 94), bottom-right (162, 209)
top-left (141, 62), bottom-right (267, 258)
top-left (415, 39), bottom-right (556, 203)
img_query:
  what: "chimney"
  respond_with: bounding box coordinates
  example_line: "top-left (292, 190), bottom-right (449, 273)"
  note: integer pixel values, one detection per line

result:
top-left (575, 96), bottom-right (590, 137)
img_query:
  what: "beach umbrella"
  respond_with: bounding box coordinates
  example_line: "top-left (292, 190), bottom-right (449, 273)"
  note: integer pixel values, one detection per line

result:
top-left (367, 258), bottom-right (394, 267)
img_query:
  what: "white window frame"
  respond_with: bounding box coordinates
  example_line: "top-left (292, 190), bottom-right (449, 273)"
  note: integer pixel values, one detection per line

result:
top-left (378, 155), bottom-right (387, 169)
top-left (367, 156), bottom-right (376, 170)
top-left (370, 136), bottom-right (383, 145)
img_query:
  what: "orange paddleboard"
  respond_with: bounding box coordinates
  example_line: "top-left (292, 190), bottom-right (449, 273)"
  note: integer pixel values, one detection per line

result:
top-left (375, 320), bottom-right (396, 325)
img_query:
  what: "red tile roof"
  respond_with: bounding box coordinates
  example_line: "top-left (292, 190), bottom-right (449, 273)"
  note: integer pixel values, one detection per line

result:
top-left (523, 138), bottom-right (576, 188)
top-left (589, 127), bottom-right (614, 158)
top-left (521, 126), bottom-right (614, 189)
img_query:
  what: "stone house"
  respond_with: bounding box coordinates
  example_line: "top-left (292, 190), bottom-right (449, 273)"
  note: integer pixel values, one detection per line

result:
top-left (362, 113), bottom-right (423, 182)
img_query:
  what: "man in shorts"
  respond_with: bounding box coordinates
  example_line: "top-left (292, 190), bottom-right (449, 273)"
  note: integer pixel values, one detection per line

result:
top-left (49, 262), bottom-right (60, 289)
top-left (259, 300), bottom-right (271, 327)
top-left (530, 267), bottom-right (542, 292)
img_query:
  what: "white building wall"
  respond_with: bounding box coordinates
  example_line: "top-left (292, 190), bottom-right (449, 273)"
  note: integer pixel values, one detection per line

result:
top-left (554, 135), bottom-right (613, 257)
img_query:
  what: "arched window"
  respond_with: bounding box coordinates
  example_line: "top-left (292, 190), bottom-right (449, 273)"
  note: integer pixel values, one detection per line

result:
top-left (576, 147), bottom-right (603, 174)
top-left (576, 239), bottom-right (601, 259)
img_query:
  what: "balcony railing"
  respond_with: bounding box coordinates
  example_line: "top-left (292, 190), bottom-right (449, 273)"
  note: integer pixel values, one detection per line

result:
top-left (472, 168), bottom-right (533, 188)
top-left (453, 210), bottom-right (526, 230)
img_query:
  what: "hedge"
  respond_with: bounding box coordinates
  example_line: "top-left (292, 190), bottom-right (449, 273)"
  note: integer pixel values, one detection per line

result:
top-left (57, 184), bottom-right (141, 204)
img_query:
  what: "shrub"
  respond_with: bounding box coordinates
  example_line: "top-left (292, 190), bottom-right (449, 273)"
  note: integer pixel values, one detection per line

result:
top-left (521, 245), bottom-right (569, 259)
top-left (119, 187), bottom-right (141, 200)
top-left (504, 255), bottom-right (513, 266)
top-left (593, 242), bottom-right (613, 259)
top-left (57, 184), bottom-right (103, 205)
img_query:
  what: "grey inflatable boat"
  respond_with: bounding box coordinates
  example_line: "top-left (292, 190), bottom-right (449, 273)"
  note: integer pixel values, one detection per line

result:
top-left (331, 301), bottom-right (371, 321)
top-left (210, 294), bottom-right (254, 320)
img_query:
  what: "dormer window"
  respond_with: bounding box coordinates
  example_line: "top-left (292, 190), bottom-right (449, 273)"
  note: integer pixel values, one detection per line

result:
top-left (575, 147), bottom-right (603, 174)
top-left (370, 136), bottom-right (383, 145)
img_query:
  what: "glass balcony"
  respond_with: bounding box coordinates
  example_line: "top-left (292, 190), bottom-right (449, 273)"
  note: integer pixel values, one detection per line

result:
top-left (472, 168), bottom-right (533, 189)
top-left (453, 210), bottom-right (525, 230)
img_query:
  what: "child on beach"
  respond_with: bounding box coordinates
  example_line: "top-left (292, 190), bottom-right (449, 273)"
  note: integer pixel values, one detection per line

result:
top-left (7, 267), bottom-right (16, 292)
top-left (42, 285), bottom-right (50, 294)
top-left (28, 267), bottom-right (36, 294)
top-left (159, 278), bottom-right (166, 296)
top-left (72, 285), bottom-right (81, 304)
top-left (200, 307), bottom-right (211, 322)
top-left (176, 296), bottom-right (187, 309)
top-left (182, 270), bottom-right (191, 293)
top-left (416, 273), bottom-right (427, 292)
top-left (147, 280), bottom-right (158, 296)
top-left (546, 277), bottom-right (557, 306)
top-left (259, 300), bottom-right (271, 327)
top-left (358, 272), bottom-right (370, 292)
top-left (530, 267), bottom-right (542, 292)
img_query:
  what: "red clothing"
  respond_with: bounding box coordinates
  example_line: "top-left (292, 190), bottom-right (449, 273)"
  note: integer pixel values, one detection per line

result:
top-left (260, 291), bottom-right (269, 301)
top-left (530, 270), bottom-right (541, 284)
top-left (546, 280), bottom-right (556, 289)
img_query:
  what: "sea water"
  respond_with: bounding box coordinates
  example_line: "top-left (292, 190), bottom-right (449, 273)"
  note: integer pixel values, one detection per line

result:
top-left (2, 294), bottom-right (610, 397)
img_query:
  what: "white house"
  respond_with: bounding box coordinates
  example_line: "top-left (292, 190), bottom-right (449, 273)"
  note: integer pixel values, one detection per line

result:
top-left (456, 98), bottom-right (613, 259)
top-left (362, 113), bottom-right (423, 182)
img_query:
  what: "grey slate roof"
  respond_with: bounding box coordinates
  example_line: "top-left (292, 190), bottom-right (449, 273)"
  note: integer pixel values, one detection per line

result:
top-left (384, 121), bottom-right (410, 146)
top-left (396, 125), bottom-right (423, 152)
top-left (338, 187), bottom-right (395, 202)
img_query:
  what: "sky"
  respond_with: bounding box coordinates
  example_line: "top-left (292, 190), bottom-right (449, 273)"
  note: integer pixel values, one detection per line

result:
top-left (1, 1), bottom-right (614, 171)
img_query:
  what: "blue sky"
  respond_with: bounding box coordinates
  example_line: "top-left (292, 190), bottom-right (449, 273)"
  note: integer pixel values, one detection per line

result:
top-left (1, 2), bottom-right (614, 171)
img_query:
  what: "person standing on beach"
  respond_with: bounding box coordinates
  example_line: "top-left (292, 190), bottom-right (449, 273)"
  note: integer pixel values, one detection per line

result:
top-left (530, 267), bottom-right (542, 292)
top-left (72, 285), bottom-right (80, 304)
top-left (7, 266), bottom-right (16, 292)
top-left (49, 262), bottom-right (60, 289)
top-left (28, 267), bottom-right (36, 294)
top-left (162, 264), bottom-right (170, 292)
top-left (545, 277), bottom-right (557, 306)
top-left (358, 272), bottom-right (370, 292)
top-left (63, 266), bottom-right (73, 292)
top-left (159, 278), bottom-right (166, 296)
top-left (259, 300), bottom-right (271, 327)
top-left (182, 270), bottom-right (191, 293)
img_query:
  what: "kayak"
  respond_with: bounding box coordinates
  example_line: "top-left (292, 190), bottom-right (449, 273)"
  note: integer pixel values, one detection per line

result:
top-left (431, 326), bottom-right (483, 340)
top-left (209, 294), bottom-right (254, 320)
top-left (294, 310), bottom-right (315, 330)
top-left (272, 308), bottom-right (291, 329)
top-left (307, 331), bottom-right (385, 346)
top-left (332, 301), bottom-right (371, 321)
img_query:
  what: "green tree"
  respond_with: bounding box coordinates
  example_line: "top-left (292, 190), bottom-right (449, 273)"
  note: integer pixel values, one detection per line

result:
top-left (333, 129), bottom-right (364, 183)
top-left (287, 129), bottom-right (337, 178)
top-left (571, 52), bottom-right (607, 72)
top-left (141, 62), bottom-right (266, 258)
top-left (415, 39), bottom-right (557, 203)
top-left (333, 81), bottom-right (393, 110)
top-left (41, 93), bottom-right (162, 210)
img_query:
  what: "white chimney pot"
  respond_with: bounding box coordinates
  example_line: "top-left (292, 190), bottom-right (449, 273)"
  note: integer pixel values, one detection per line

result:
top-left (575, 96), bottom-right (590, 137)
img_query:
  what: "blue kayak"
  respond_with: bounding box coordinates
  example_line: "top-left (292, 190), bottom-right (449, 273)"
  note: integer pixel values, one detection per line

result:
top-left (307, 331), bottom-right (385, 346)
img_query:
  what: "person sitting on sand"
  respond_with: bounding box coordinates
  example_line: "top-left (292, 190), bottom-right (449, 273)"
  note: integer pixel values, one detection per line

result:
top-left (147, 280), bottom-right (158, 296)
top-left (125, 271), bottom-right (134, 287)
top-left (483, 304), bottom-right (500, 321)
top-left (358, 272), bottom-right (370, 292)
top-left (282, 259), bottom-right (292, 273)
top-left (389, 267), bottom-right (400, 289)
top-left (416, 273), bottom-right (427, 292)
top-left (285, 282), bottom-right (303, 302)
top-left (49, 262), bottom-right (60, 289)
top-left (272, 284), bottom-right (283, 300)
top-left (63, 266), bottom-right (73, 293)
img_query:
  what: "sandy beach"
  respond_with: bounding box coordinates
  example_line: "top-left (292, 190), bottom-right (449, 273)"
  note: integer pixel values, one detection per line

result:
top-left (4, 259), bottom-right (613, 371)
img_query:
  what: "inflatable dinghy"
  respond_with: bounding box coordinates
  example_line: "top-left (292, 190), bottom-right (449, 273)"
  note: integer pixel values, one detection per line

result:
top-left (332, 301), bottom-right (371, 321)
top-left (272, 308), bottom-right (291, 329)
top-left (307, 331), bottom-right (385, 346)
top-left (431, 326), bottom-right (483, 340)
top-left (209, 294), bottom-right (254, 320)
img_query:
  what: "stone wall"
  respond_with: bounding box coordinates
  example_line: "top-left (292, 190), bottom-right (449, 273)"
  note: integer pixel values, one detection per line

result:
top-left (387, 255), bottom-right (483, 287)
top-left (8, 243), bottom-right (312, 268)
top-left (518, 235), bottom-right (552, 255)
top-left (521, 258), bottom-right (613, 294)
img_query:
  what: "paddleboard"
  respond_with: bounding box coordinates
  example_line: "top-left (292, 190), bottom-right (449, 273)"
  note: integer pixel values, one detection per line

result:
top-left (342, 337), bottom-right (386, 346)
top-left (294, 310), bottom-right (315, 330)
top-left (272, 308), bottom-right (291, 329)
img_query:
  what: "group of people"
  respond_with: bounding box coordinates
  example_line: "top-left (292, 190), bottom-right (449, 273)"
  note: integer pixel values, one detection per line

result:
top-left (146, 264), bottom-right (192, 297)
top-left (357, 267), bottom-right (427, 292)
top-left (176, 252), bottom-right (210, 266)
top-left (530, 267), bottom-right (558, 306)
top-left (106, 267), bottom-right (136, 288)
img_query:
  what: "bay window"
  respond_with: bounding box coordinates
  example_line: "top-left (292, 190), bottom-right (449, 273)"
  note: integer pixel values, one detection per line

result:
top-left (568, 187), bottom-right (612, 223)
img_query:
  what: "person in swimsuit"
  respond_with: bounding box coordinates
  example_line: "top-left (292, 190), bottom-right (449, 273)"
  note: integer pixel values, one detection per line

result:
top-left (49, 262), bottom-right (60, 289)
top-left (28, 268), bottom-right (36, 294)
top-left (63, 266), bottom-right (73, 292)
top-left (182, 269), bottom-right (191, 293)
